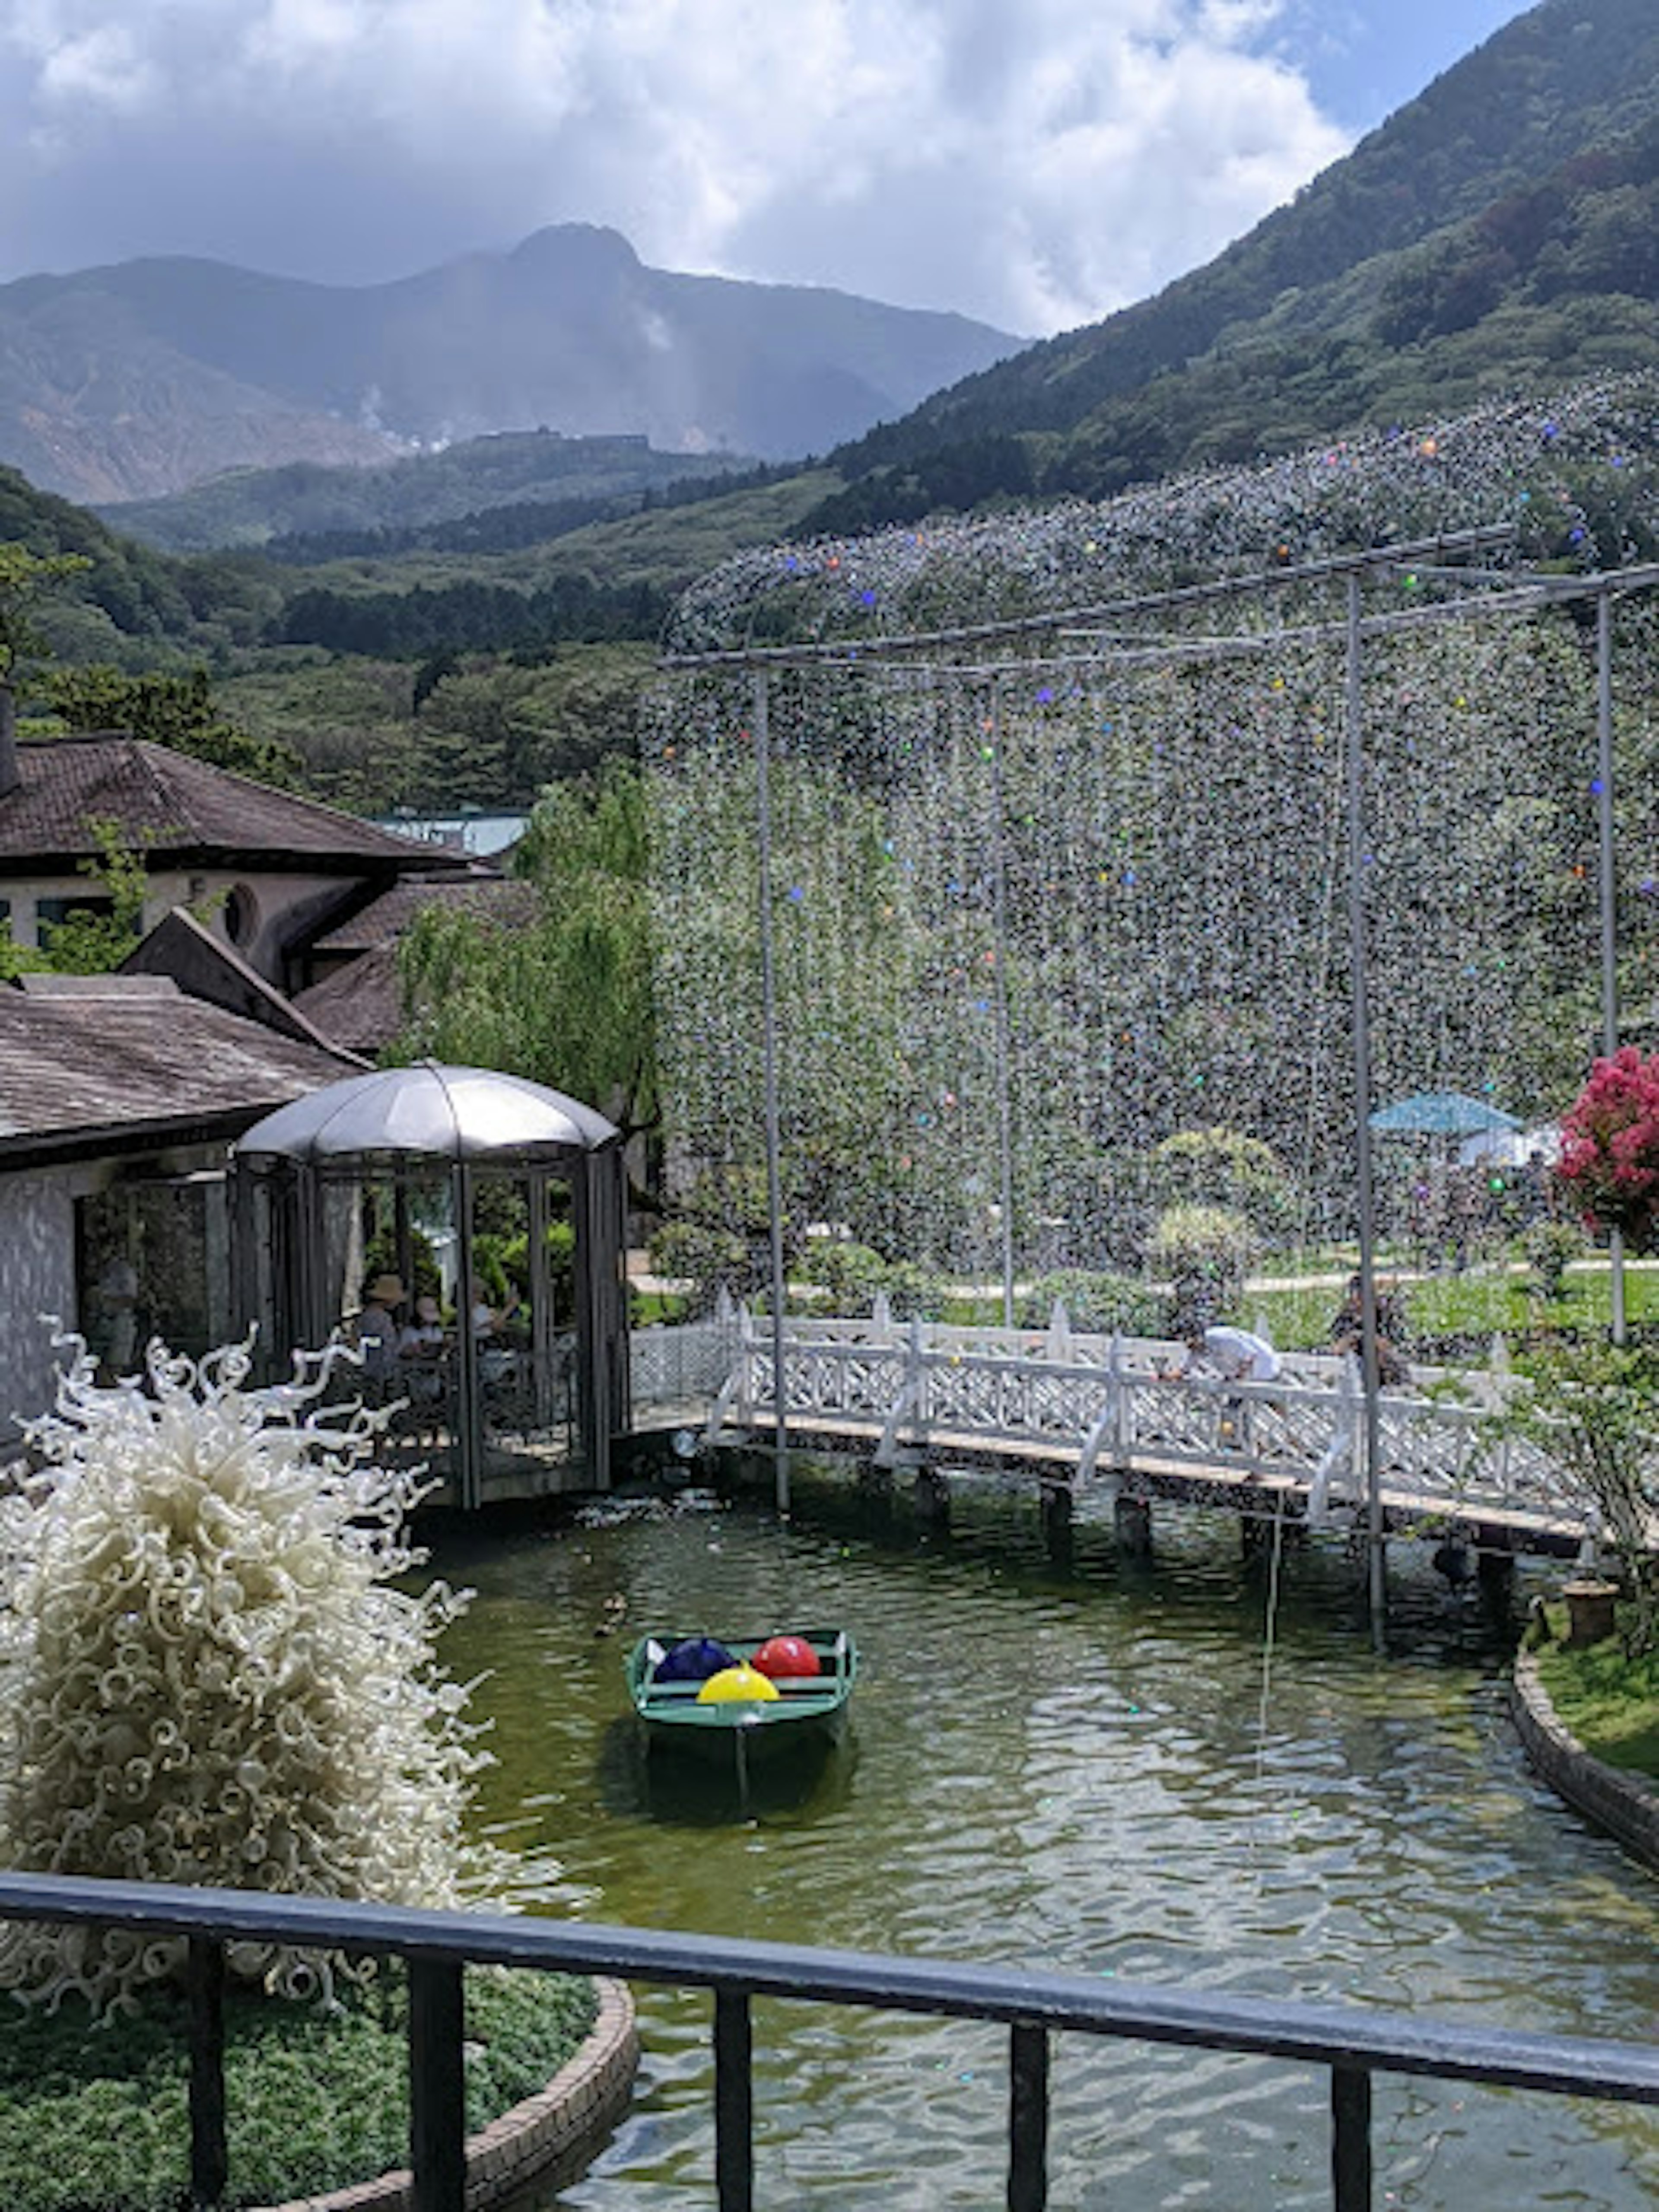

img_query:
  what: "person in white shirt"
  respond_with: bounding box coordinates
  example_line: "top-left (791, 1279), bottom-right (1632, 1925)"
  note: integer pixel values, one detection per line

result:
top-left (1162, 1324), bottom-right (1281, 1459)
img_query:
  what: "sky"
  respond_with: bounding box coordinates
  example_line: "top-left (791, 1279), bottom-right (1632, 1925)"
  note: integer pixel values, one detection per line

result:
top-left (0, 0), bottom-right (1537, 339)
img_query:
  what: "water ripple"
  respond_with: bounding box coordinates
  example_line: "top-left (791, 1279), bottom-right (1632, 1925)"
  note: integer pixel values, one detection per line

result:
top-left (434, 1488), bottom-right (1659, 2210)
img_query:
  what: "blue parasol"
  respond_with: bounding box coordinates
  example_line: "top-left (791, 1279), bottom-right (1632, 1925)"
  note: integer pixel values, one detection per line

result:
top-left (1368, 1091), bottom-right (1522, 1138)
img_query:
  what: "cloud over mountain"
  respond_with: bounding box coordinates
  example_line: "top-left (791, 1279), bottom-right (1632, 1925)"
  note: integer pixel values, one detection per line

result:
top-left (0, 0), bottom-right (1350, 334)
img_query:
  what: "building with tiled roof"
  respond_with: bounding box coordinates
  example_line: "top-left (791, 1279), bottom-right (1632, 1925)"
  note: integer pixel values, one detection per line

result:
top-left (0, 726), bottom-right (473, 993)
top-left (294, 874), bottom-right (538, 1052)
top-left (0, 969), bottom-right (363, 1444)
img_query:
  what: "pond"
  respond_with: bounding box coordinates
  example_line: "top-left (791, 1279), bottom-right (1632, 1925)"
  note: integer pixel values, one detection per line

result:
top-left (433, 1468), bottom-right (1659, 2211)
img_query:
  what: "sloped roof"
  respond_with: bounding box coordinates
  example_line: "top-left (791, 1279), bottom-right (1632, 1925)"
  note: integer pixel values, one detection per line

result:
top-left (309, 872), bottom-right (537, 954)
top-left (291, 941), bottom-right (404, 1057)
top-left (0, 734), bottom-right (462, 874)
top-left (0, 973), bottom-right (360, 1166)
top-left (121, 906), bottom-right (369, 1058)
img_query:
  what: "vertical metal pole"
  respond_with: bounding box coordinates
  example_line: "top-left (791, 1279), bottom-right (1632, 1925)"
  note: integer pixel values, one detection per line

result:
top-left (1343, 572), bottom-right (1387, 1646)
top-left (987, 682), bottom-right (1019, 1328)
top-left (1007, 2021), bottom-right (1049, 2212)
top-left (528, 1170), bottom-right (555, 1430)
top-left (454, 1162), bottom-right (481, 1513)
top-left (1330, 2063), bottom-right (1373, 2212)
top-left (752, 671), bottom-right (791, 1509)
top-left (408, 1958), bottom-right (467, 2212)
top-left (714, 1987), bottom-right (755, 2212)
top-left (1595, 590), bottom-right (1627, 1346)
top-left (187, 1935), bottom-right (228, 2209)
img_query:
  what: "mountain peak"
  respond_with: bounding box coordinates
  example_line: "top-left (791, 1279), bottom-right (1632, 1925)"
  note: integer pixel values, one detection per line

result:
top-left (507, 224), bottom-right (642, 276)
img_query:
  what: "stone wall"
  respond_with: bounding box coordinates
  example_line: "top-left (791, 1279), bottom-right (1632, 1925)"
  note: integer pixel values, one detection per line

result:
top-left (1510, 1651), bottom-right (1659, 1872)
top-left (0, 1170), bottom-right (77, 1446)
top-left (257, 1976), bottom-right (639, 2212)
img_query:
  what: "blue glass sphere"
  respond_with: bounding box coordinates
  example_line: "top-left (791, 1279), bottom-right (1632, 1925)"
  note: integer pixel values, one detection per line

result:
top-left (654, 1636), bottom-right (735, 1683)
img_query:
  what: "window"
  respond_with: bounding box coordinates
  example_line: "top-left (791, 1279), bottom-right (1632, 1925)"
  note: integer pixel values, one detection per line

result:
top-left (223, 884), bottom-right (259, 949)
top-left (37, 894), bottom-right (114, 931)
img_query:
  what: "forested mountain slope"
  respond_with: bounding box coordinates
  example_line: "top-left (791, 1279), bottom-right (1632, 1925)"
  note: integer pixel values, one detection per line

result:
top-left (810, 0), bottom-right (1659, 530)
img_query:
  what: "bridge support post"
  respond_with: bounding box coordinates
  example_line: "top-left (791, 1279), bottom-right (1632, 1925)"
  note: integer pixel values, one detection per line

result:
top-left (857, 1461), bottom-right (895, 1534)
top-left (1115, 1492), bottom-right (1152, 1558)
top-left (1039, 1481), bottom-right (1073, 1566)
top-left (1240, 1507), bottom-right (1274, 1559)
top-left (914, 1467), bottom-right (952, 1529)
top-left (1477, 1541), bottom-right (1516, 1611)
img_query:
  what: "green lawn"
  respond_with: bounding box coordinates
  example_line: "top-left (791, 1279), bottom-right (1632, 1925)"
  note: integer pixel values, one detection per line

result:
top-left (1249, 1258), bottom-right (1659, 1353)
top-left (1533, 1612), bottom-right (1659, 1782)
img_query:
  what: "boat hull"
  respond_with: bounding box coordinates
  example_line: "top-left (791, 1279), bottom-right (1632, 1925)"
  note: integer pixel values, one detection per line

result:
top-left (626, 1628), bottom-right (857, 1770)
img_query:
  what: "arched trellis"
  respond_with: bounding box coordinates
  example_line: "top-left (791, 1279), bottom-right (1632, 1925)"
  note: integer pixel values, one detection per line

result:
top-left (655, 527), bottom-right (1659, 1625)
top-left (230, 1062), bottom-right (629, 1507)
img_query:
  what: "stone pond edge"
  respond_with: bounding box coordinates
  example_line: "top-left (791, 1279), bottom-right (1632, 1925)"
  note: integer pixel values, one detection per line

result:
top-left (1510, 1650), bottom-right (1659, 1874)
top-left (256, 1975), bottom-right (640, 2212)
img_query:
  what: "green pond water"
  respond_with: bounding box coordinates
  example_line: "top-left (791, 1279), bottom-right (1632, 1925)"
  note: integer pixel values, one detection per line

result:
top-left (432, 1467), bottom-right (1659, 2211)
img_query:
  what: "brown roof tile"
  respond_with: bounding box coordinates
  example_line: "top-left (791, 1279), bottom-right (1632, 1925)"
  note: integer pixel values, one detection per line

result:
top-left (0, 735), bottom-right (468, 874)
top-left (309, 873), bottom-right (537, 953)
top-left (290, 944), bottom-right (405, 1057)
top-left (0, 973), bottom-right (359, 1161)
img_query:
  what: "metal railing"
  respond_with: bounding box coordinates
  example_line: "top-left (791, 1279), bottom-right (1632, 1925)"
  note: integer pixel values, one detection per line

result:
top-left (0, 1872), bottom-right (1655, 2212)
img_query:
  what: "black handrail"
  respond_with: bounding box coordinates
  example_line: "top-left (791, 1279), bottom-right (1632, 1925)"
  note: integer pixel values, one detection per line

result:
top-left (0, 1872), bottom-right (1653, 2211)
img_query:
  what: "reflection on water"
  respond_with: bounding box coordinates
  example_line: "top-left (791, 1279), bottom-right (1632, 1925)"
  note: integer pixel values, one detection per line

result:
top-left (432, 1467), bottom-right (1659, 2211)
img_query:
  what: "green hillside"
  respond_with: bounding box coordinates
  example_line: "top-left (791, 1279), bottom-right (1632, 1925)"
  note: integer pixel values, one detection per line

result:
top-left (810, 0), bottom-right (1659, 528)
top-left (99, 430), bottom-right (770, 556)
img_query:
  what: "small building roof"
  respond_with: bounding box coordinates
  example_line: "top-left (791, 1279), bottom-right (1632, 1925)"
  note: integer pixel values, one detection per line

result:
top-left (290, 941), bottom-right (404, 1058)
top-left (0, 734), bottom-right (466, 876)
top-left (0, 973), bottom-right (362, 1168)
top-left (236, 1062), bottom-right (619, 1163)
top-left (121, 906), bottom-right (369, 1060)
top-left (308, 873), bottom-right (537, 955)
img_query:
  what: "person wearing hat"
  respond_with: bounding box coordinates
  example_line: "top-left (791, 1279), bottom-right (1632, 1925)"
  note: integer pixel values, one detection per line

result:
top-left (353, 1272), bottom-right (407, 1378)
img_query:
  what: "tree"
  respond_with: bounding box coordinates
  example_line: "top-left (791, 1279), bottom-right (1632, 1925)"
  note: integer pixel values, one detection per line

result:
top-left (394, 758), bottom-right (658, 1153)
top-left (0, 542), bottom-right (91, 691)
top-left (1556, 1047), bottom-right (1659, 1249)
top-left (1501, 1337), bottom-right (1659, 1658)
top-left (39, 664), bottom-right (302, 787)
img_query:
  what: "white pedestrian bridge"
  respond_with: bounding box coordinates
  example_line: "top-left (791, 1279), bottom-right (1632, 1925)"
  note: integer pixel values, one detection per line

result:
top-left (629, 1299), bottom-right (1605, 1561)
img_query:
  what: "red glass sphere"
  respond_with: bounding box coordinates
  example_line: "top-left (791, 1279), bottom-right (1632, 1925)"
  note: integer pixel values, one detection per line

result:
top-left (751, 1634), bottom-right (822, 1680)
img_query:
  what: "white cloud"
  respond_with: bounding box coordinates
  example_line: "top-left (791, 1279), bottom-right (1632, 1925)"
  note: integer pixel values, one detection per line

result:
top-left (0, 0), bottom-right (1351, 333)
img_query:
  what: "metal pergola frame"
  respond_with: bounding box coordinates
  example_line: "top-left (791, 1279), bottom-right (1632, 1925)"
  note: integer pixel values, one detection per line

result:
top-left (661, 528), bottom-right (1659, 1628)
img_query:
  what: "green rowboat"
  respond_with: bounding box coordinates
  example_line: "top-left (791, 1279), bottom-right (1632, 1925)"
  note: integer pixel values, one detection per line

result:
top-left (625, 1629), bottom-right (858, 1768)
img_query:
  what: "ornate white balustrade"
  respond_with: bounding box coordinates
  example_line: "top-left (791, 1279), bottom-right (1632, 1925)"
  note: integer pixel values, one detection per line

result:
top-left (629, 1307), bottom-right (1596, 1546)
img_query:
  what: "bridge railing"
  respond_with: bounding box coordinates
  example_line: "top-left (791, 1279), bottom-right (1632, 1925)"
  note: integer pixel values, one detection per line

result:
top-left (667, 1311), bottom-right (1582, 1534)
top-left (1, 1870), bottom-right (1653, 2212)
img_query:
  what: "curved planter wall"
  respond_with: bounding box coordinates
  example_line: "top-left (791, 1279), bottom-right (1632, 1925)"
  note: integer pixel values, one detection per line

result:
top-left (1510, 1652), bottom-right (1659, 1875)
top-left (257, 1976), bottom-right (639, 2212)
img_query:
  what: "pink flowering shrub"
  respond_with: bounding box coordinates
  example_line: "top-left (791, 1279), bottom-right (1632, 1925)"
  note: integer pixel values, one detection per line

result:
top-left (1557, 1047), bottom-right (1659, 1249)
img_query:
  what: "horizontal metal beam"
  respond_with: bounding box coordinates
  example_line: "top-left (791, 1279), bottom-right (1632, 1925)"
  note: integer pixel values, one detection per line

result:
top-left (0, 1874), bottom-right (1652, 2106)
top-left (660, 526), bottom-right (1522, 670)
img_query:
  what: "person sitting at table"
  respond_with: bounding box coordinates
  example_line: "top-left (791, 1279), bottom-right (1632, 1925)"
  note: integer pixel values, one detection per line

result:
top-left (398, 1293), bottom-right (447, 1359)
top-left (351, 1273), bottom-right (406, 1379)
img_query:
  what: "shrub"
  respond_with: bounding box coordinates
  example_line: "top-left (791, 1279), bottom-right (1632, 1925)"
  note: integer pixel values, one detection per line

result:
top-left (1148, 1204), bottom-right (1256, 1333)
top-left (793, 1239), bottom-right (889, 1304)
top-left (1148, 1127), bottom-right (1294, 1236)
top-left (1015, 1270), bottom-right (1161, 1336)
top-left (1525, 1218), bottom-right (1586, 1301)
top-left (1557, 1048), bottom-right (1659, 1250)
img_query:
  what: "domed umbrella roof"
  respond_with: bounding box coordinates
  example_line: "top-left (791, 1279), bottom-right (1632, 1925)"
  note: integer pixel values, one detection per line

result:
top-left (234, 1061), bottom-right (618, 1162)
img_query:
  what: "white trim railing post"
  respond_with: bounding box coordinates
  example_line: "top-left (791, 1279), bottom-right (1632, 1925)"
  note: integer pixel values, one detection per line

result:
top-left (738, 1303), bottom-right (756, 1429)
